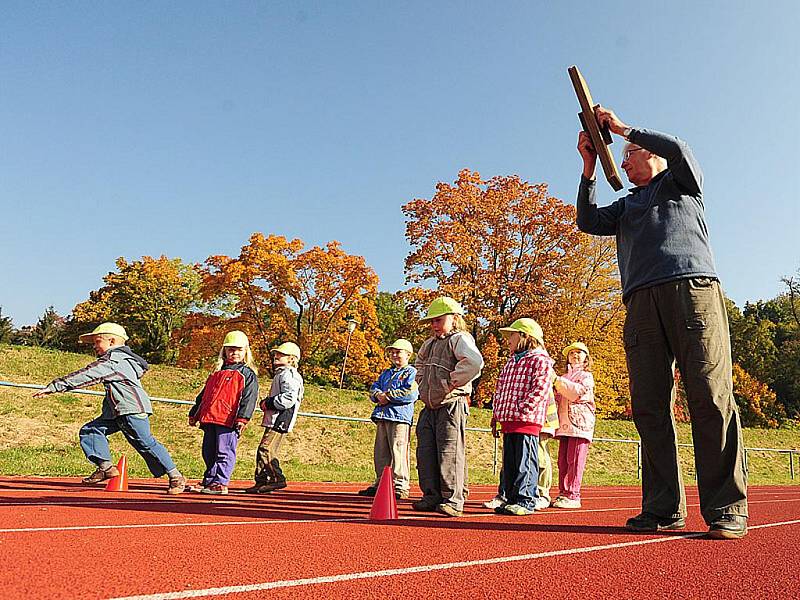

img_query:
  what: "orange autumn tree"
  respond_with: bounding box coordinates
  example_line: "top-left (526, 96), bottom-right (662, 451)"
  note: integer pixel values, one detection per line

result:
top-left (403, 169), bottom-right (626, 408)
top-left (175, 234), bottom-right (383, 385)
top-left (290, 242), bottom-right (384, 385)
top-left (546, 234), bottom-right (629, 416)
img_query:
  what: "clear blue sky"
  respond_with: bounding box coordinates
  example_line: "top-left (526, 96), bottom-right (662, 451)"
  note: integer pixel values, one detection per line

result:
top-left (2, 1), bottom-right (798, 326)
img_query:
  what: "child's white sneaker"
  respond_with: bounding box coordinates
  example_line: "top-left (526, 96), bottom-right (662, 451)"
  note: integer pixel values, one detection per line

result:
top-left (552, 496), bottom-right (581, 508)
top-left (483, 496), bottom-right (506, 510)
top-left (534, 497), bottom-right (551, 511)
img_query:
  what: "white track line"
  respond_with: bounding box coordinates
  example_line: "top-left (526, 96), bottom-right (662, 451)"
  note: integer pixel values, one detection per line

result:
top-left (107, 519), bottom-right (800, 600)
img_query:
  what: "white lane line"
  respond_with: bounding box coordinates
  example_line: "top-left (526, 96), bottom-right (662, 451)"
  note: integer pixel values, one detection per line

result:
top-left (107, 518), bottom-right (800, 600)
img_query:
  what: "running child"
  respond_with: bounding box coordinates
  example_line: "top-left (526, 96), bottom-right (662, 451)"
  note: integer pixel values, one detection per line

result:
top-left (187, 330), bottom-right (259, 495)
top-left (358, 339), bottom-right (418, 500)
top-left (246, 342), bottom-right (304, 494)
top-left (413, 297), bottom-right (483, 518)
top-left (552, 341), bottom-right (596, 508)
top-left (492, 318), bottom-right (555, 516)
top-left (33, 323), bottom-right (186, 494)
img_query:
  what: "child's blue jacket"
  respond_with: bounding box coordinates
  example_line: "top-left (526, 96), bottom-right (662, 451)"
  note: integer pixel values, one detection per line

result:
top-left (369, 365), bottom-right (418, 425)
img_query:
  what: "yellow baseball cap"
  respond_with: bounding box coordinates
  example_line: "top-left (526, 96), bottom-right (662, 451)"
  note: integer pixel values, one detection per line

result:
top-left (386, 339), bottom-right (414, 354)
top-left (222, 330), bottom-right (249, 347)
top-left (499, 318), bottom-right (544, 345)
top-left (78, 322), bottom-right (129, 344)
top-left (419, 297), bottom-right (464, 322)
top-left (271, 342), bottom-right (301, 359)
top-left (562, 341), bottom-right (590, 357)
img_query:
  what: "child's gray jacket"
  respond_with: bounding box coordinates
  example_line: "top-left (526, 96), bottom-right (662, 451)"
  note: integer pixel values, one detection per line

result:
top-left (42, 346), bottom-right (153, 419)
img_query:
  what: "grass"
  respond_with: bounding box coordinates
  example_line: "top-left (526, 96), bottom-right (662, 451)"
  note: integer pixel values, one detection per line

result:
top-left (1, 343), bottom-right (799, 486)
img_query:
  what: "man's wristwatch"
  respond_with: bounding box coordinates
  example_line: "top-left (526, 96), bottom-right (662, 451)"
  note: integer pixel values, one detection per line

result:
top-left (622, 127), bottom-right (633, 140)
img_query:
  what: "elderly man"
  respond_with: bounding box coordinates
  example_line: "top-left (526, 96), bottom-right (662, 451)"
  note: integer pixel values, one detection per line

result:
top-left (575, 107), bottom-right (748, 539)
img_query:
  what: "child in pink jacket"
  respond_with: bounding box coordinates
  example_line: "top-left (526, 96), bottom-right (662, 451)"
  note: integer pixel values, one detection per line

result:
top-left (552, 342), bottom-right (595, 509)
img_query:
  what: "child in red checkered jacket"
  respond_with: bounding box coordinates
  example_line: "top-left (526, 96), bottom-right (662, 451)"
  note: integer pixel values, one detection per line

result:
top-left (490, 318), bottom-right (555, 516)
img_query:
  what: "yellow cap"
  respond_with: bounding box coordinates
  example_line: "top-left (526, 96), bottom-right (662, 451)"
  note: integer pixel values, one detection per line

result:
top-left (78, 322), bottom-right (129, 344)
top-left (419, 296), bottom-right (464, 322)
top-left (562, 341), bottom-right (590, 357)
top-left (222, 330), bottom-right (249, 347)
top-left (271, 341), bottom-right (301, 360)
top-left (499, 318), bottom-right (544, 345)
top-left (386, 339), bottom-right (414, 354)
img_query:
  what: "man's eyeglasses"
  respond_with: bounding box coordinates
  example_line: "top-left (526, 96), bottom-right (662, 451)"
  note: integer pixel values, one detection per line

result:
top-left (622, 147), bottom-right (648, 161)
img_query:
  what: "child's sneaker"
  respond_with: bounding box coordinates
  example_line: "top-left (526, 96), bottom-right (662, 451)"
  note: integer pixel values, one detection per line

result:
top-left (504, 503), bottom-right (535, 516)
top-left (167, 475), bottom-right (186, 495)
top-left (257, 480), bottom-right (287, 493)
top-left (82, 466), bottom-right (120, 484)
top-left (534, 497), bottom-right (551, 511)
top-left (435, 503), bottom-right (463, 518)
top-left (200, 484), bottom-right (228, 495)
top-left (552, 497), bottom-right (581, 508)
top-left (412, 499), bottom-right (440, 512)
top-left (483, 496), bottom-right (506, 510)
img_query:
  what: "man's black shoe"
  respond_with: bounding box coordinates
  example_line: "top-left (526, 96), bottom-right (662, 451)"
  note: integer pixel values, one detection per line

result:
top-left (625, 512), bottom-right (686, 532)
top-left (707, 514), bottom-right (747, 540)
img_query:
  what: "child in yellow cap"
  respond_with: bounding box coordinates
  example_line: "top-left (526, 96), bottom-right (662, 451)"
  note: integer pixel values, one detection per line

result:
top-left (552, 342), bottom-right (595, 509)
top-left (358, 339), bottom-right (418, 500)
top-left (413, 297), bottom-right (484, 517)
top-left (187, 331), bottom-right (259, 494)
top-left (34, 323), bottom-right (186, 494)
top-left (490, 318), bottom-right (555, 516)
top-left (246, 342), bottom-right (304, 493)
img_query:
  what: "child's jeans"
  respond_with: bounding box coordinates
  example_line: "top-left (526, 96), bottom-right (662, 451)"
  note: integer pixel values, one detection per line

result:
top-left (501, 432), bottom-right (539, 510)
top-left (80, 413), bottom-right (177, 477)
top-left (200, 424), bottom-right (239, 486)
top-left (557, 436), bottom-right (591, 500)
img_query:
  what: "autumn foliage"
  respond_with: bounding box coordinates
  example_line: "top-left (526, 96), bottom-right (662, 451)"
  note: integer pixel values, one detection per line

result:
top-left (403, 169), bottom-right (629, 413)
top-left (173, 234), bottom-right (384, 385)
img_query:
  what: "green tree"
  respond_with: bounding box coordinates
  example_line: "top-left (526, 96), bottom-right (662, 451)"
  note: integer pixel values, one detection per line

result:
top-left (72, 256), bottom-right (202, 363)
top-left (28, 306), bottom-right (66, 348)
top-left (374, 291), bottom-right (408, 347)
top-left (0, 307), bottom-right (14, 344)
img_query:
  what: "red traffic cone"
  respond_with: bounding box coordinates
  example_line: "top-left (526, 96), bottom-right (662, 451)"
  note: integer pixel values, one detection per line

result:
top-left (369, 465), bottom-right (398, 520)
top-left (105, 456), bottom-right (128, 492)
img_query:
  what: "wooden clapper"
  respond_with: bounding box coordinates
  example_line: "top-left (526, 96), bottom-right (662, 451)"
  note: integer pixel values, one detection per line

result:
top-left (568, 65), bottom-right (623, 191)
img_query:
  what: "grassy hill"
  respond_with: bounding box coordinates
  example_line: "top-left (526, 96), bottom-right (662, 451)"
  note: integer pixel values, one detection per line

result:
top-left (1, 344), bottom-right (798, 486)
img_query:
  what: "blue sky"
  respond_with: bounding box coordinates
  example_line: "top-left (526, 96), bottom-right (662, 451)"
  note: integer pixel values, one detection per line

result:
top-left (2, 1), bottom-right (798, 326)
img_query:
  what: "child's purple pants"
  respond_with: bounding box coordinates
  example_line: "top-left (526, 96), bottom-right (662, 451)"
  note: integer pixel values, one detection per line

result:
top-left (201, 424), bottom-right (239, 486)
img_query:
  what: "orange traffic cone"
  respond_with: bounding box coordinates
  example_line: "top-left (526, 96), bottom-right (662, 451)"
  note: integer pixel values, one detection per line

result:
top-left (105, 456), bottom-right (128, 492)
top-left (369, 465), bottom-right (398, 520)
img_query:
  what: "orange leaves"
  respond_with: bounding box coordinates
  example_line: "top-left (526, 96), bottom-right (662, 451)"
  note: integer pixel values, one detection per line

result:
top-left (178, 234), bottom-right (383, 385)
top-left (732, 363), bottom-right (783, 428)
top-left (403, 169), bottom-right (627, 412)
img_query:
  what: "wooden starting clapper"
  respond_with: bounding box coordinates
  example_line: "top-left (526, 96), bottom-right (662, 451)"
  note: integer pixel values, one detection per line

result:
top-left (568, 65), bottom-right (623, 191)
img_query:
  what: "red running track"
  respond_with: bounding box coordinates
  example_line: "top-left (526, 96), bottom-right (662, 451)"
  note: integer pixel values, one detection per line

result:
top-left (0, 477), bottom-right (798, 599)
